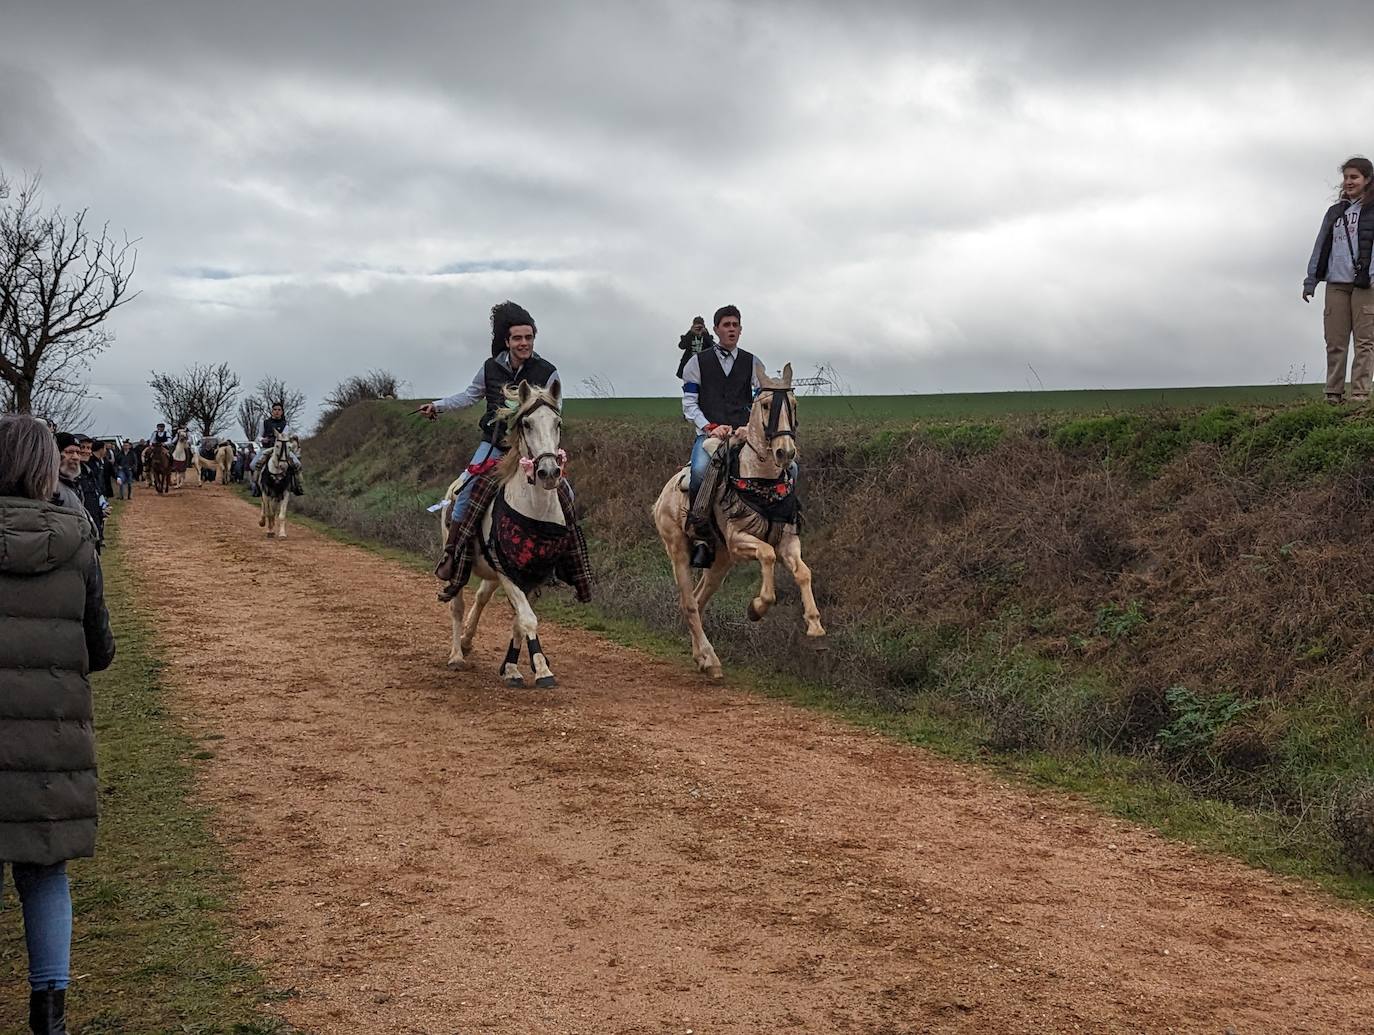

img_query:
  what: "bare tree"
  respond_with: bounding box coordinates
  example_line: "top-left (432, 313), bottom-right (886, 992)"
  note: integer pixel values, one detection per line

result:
top-left (0, 171), bottom-right (138, 416)
top-left (1, 365), bottom-right (93, 429)
top-left (252, 374), bottom-right (306, 428)
top-left (149, 362), bottom-right (242, 436)
top-left (318, 368), bottom-right (408, 431)
top-left (148, 369), bottom-right (198, 431)
top-left (236, 395), bottom-right (266, 441)
top-left (191, 362), bottom-right (240, 436)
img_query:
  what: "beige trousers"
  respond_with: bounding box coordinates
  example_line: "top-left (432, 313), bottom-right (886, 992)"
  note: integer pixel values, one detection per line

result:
top-left (1323, 283), bottom-right (1374, 402)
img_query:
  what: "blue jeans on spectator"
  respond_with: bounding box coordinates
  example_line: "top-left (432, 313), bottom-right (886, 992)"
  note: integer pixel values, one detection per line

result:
top-left (452, 440), bottom-right (504, 523)
top-left (3, 861), bottom-right (71, 990)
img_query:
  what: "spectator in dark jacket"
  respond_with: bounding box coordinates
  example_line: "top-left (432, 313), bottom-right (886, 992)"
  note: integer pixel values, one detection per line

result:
top-left (0, 413), bottom-right (116, 1035)
top-left (675, 315), bottom-right (716, 378)
top-left (74, 437), bottom-right (106, 548)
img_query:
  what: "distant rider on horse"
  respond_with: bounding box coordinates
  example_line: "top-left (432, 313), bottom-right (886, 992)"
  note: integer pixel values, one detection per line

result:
top-left (250, 402), bottom-right (305, 496)
top-left (680, 304), bottom-right (770, 569)
top-left (148, 422), bottom-right (170, 448)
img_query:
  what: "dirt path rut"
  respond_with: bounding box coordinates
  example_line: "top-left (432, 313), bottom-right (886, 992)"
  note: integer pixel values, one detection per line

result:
top-left (120, 486), bottom-right (1374, 1034)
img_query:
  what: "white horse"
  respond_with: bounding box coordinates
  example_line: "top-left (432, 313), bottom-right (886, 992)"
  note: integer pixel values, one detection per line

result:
top-left (257, 435), bottom-right (296, 539)
top-left (192, 440), bottom-right (236, 486)
top-left (652, 364), bottom-right (825, 678)
top-left (439, 382), bottom-right (569, 688)
top-left (170, 429), bottom-right (193, 488)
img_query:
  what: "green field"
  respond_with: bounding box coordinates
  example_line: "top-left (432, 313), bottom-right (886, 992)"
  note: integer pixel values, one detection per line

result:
top-left (551, 383), bottom-right (1324, 421)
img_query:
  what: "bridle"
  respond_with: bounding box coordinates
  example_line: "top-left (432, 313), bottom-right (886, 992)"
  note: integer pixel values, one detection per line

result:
top-left (512, 394), bottom-right (568, 485)
top-left (747, 387), bottom-right (797, 464)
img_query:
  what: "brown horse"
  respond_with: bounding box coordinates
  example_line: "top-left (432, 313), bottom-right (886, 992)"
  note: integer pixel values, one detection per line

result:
top-left (147, 442), bottom-right (172, 495)
top-left (651, 364), bottom-right (825, 678)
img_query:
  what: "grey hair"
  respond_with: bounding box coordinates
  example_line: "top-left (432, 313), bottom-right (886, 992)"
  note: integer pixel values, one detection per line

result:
top-left (0, 413), bottom-right (61, 501)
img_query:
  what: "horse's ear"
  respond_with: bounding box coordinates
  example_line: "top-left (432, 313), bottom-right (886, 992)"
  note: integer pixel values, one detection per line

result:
top-left (549, 378), bottom-right (562, 405)
top-left (781, 363), bottom-right (793, 387)
top-left (518, 380), bottom-right (533, 407)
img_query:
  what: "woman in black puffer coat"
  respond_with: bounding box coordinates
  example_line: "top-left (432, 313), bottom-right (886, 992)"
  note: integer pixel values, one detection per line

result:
top-left (0, 414), bottom-right (115, 1035)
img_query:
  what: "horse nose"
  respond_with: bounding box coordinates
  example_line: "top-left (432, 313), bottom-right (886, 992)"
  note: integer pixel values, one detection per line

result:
top-left (537, 461), bottom-right (561, 488)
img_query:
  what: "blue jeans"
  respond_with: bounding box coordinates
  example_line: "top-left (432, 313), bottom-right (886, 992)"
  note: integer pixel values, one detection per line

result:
top-left (689, 433), bottom-right (712, 495)
top-left (3, 861), bottom-right (71, 991)
top-left (452, 441), bottom-right (504, 523)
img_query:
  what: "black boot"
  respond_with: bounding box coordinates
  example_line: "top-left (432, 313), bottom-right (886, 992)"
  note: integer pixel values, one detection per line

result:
top-left (690, 539), bottom-right (715, 569)
top-left (29, 987), bottom-right (67, 1034)
top-left (290, 471), bottom-right (305, 495)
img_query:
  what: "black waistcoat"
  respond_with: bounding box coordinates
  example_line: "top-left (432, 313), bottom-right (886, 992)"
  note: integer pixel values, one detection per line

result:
top-left (261, 416), bottom-right (288, 445)
top-left (698, 347), bottom-right (755, 427)
top-left (480, 354), bottom-right (558, 436)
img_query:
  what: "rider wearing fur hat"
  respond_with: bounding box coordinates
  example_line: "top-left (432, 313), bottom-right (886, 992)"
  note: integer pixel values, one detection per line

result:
top-left (419, 300), bottom-right (562, 524)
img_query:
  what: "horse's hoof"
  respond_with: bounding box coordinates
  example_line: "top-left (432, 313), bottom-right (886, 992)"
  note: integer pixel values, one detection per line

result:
top-left (258, 518), bottom-right (265, 527)
top-left (535, 675), bottom-right (557, 689)
top-left (503, 676), bottom-right (526, 689)
top-left (747, 601), bottom-right (764, 622)
top-left (708, 667), bottom-right (723, 680)
top-left (447, 656), bottom-right (472, 671)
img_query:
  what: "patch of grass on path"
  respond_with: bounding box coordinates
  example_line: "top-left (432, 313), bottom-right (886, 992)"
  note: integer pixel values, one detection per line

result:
top-left (274, 495), bottom-right (1374, 906)
top-left (0, 514), bottom-right (291, 1034)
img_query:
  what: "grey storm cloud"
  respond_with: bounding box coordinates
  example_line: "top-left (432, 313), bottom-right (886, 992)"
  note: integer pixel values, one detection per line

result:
top-left (1, 0), bottom-right (1364, 433)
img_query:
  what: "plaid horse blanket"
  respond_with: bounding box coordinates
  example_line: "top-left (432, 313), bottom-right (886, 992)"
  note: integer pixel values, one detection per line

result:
top-left (439, 473), bottom-right (593, 602)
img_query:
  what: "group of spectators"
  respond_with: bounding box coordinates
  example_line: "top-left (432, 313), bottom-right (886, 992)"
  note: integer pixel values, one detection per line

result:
top-left (0, 413), bottom-right (116, 1033)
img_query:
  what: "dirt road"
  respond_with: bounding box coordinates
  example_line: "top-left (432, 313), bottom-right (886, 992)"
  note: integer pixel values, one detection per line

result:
top-left (120, 485), bottom-right (1373, 1034)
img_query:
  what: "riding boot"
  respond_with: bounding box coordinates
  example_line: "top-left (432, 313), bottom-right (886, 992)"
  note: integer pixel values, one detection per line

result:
top-left (690, 540), bottom-right (716, 569)
top-left (29, 988), bottom-right (68, 1035)
top-left (290, 470), bottom-right (306, 496)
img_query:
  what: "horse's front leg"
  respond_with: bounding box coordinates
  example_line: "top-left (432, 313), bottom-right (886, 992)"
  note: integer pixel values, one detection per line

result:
top-left (276, 495), bottom-right (289, 539)
top-left (259, 493), bottom-right (269, 529)
top-left (460, 578), bottom-right (497, 656)
top-left (779, 533), bottom-right (826, 641)
top-left (727, 530), bottom-right (777, 622)
top-left (502, 576), bottom-right (556, 689)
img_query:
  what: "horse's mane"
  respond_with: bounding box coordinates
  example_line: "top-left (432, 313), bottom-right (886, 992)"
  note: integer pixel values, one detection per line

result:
top-left (496, 384), bottom-right (560, 483)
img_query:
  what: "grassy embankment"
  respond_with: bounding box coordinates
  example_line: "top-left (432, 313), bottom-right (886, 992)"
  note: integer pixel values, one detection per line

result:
top-left (294, 384), bottom-right (1374, 900)
top-left (0, 518), bottom-right (290, 1034)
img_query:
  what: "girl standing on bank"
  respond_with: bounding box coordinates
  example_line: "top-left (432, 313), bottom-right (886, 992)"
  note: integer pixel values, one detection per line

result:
top-left (1304, 156), bottom-right (1374, 404)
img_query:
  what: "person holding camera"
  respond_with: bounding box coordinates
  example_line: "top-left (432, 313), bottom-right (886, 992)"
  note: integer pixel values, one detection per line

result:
top-left (674, 315), bottom-right (716, 378)
top-left (1304, 156), bottom-right (1374, 405)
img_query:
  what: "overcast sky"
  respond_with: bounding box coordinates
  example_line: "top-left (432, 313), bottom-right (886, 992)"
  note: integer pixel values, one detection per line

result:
top-left (0, 1), bottom-right (1355, 433)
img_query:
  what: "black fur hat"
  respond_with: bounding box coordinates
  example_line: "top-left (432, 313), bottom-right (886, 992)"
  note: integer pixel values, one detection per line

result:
top-left (490, 300), bottom-right (536, 358)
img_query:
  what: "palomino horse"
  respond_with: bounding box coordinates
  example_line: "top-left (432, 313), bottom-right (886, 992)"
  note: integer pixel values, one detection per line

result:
top-left (170, 430), bottom-right (193, 488)
top-left (257, 435), bottom-right (296, 538)
top-left (652, 363), bottom-right (826, 678)
top-left (192, 440), bottom-right (236, 485)
top-left (439, 382), bottom-right (567, 688)
top-left (145, 442), bottom-right (172, 495)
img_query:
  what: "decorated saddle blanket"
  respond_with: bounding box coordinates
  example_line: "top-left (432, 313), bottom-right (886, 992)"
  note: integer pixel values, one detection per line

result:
top-left (442, 473), bottom-right (593, 602)
top-left (718, 445), bottom-right (802, 541)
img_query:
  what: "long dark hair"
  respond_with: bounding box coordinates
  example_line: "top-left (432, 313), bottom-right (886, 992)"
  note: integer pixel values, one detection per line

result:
top-left (1339, 156), bottom-right (1374, 201)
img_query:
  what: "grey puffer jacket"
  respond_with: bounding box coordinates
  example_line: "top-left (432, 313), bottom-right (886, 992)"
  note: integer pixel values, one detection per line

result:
top-left (0, 496), bottom-right (115, 865)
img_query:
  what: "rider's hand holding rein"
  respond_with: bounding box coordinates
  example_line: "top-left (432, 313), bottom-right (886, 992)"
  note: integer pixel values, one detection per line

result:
top-left (708, 423), bottom-right (733, 440)
top-left (418, 403), bottom-right (439, 421)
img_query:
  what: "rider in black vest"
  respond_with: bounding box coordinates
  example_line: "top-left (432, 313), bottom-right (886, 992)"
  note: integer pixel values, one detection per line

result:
top-left (250, 403), bottom-right (305, 496)
top-left (680, 304), bottom-right (765, 569)
top-left (419, 300), bottom-right (562, 528)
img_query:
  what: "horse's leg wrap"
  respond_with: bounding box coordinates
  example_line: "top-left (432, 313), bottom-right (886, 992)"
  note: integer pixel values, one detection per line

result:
top-left (500, 638), bottom-right (524, 687)
top-left (527, 635), bottom-right (556, 689)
